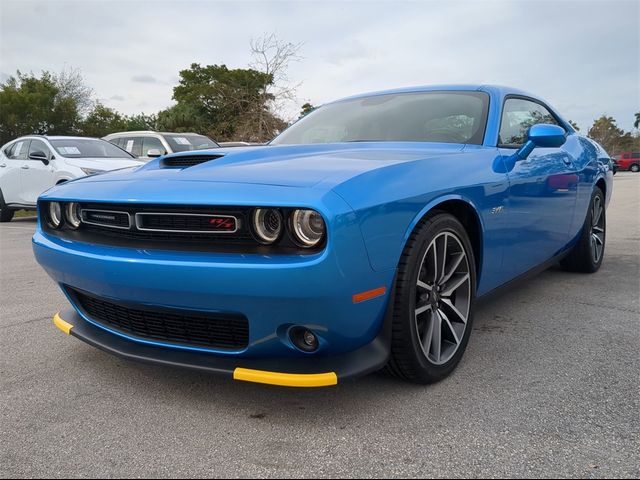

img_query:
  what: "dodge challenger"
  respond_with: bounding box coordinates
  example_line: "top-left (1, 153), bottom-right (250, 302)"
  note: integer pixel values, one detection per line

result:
top-left (32, 85), bottom-right (612, 387)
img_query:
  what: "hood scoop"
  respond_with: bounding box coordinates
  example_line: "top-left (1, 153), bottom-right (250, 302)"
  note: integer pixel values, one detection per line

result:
top-left (161, 154), bottom-right (226, 168)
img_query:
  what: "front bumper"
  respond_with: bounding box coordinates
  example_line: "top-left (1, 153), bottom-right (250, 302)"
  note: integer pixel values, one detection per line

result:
top-left (54, 309), bottom-right (390, 387)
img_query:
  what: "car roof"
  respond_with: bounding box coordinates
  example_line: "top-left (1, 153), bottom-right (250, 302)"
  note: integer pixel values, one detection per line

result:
top-left (333, 84), bottom-right (539, 103)
top-left (7, 135), bottom-right (103, 142)
top-left (105, 131), bottom-right (203, 136)
top-left (43, 136), bottom-right (103, 141)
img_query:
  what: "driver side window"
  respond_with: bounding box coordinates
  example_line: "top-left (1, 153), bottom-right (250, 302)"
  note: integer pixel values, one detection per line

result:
top-left (499, 98), bottom-right (559, 147)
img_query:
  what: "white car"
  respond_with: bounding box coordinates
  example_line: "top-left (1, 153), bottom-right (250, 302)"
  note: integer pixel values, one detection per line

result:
top-left (103, 131), bottom-right (219, 161)
top-left (0, 136), bottom-right (143, 222)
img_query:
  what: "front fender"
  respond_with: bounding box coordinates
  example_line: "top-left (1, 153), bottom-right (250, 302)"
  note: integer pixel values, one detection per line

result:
top-left (401, 193), bottom-right (485, 244)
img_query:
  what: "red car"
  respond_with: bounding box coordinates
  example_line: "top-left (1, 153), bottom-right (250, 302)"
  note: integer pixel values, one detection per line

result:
top-left (615, 152), bottom-right (640, 172)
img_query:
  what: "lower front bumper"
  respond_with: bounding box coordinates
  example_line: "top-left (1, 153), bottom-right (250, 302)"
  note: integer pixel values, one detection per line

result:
top-left (54, 308), bottom-right (391, 387)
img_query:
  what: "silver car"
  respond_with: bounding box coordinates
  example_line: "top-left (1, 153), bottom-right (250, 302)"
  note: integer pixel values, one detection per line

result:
top-left (103, 131), bottom-right (219, 161)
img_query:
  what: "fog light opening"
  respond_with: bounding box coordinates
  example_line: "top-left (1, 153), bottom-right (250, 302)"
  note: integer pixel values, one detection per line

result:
top-left (290, 327), bottom-right (319, 353)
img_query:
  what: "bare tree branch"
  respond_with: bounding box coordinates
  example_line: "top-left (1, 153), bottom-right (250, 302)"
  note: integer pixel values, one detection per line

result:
top-left (249, 33), bottom-right (303, 138)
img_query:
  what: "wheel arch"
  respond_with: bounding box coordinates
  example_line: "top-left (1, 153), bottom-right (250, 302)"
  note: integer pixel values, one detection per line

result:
top-left (403, 195), bottom-right (484, 286)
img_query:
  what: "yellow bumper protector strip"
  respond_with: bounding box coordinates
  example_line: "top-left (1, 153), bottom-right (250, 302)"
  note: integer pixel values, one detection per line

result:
top-left (53, 312), bottom-right (73, 335)
top-left (233, 368), bottom-right (338, 387)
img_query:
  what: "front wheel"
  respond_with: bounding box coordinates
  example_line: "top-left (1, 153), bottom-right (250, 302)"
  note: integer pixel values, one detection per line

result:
top-left (630, 164), bottom-right (639, 173)
top-left (387, 212), bottom-right (476, 384)
top-left (0, 190), bottom-right (14, 222)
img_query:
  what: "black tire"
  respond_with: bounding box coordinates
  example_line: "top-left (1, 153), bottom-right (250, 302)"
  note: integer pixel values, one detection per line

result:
top-left (630, 164), bottom-right (639, 173)
top-left (0, 190), bottom-right (15, 222)
top-left (387, 212), bottom-right (476, 384)
top-left (560, 187), bottom-right (606, 273)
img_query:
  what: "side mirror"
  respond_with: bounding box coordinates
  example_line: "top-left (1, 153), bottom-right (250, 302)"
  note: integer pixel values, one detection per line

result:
top-left (29, 151), bottom-right (49, 165)
top-left (146, 149), bottom-right (164, 158)
top-left (516, 124), bottom-right (566, 160)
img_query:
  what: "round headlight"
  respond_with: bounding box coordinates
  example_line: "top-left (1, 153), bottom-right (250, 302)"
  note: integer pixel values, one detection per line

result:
top-left (291, 209), bottom-right (325, 247)
top-left (65, 202), bottom-right (81, 229)
top-left (48, 202), bottom-right (62, 228)
top-left (253, 208), bottom-right (283, 244)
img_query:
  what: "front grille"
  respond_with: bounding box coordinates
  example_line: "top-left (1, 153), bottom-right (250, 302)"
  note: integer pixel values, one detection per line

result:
top-left (135, 212), bottom-right (238, 233)
top-left (161, 154), bottom-right (224, 168)
top-left (68, 287), bottom-right (249, 351)
top-left (82, 209), bottom-right (131, 229)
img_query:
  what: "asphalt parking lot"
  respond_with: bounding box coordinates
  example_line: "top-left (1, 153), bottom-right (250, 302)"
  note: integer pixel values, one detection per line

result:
top-left (1, 173), bottom-right (638, 479)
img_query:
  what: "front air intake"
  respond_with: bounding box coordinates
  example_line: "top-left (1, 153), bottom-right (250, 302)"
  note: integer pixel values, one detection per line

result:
top-left (161, 154), bottom-right (225, 168)
top-left (66, 286), bottom-right (249, 351)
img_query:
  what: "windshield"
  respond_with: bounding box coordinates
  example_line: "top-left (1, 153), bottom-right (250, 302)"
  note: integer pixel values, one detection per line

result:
top-left (272, 91), bottom-right (489, 145)
top-left (164, 134), bottom-right (218, 152)
top-left (50, 138), bottom-right (137, 159)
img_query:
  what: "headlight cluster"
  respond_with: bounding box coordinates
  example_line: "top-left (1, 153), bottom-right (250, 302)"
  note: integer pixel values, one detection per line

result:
top-left (252, 208), bottom-right (326, 248)
top-left (44, 202), bottom-right (82, 230)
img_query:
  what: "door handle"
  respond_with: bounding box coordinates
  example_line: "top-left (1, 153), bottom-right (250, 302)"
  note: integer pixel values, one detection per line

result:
top-left (21, 165), bottom-right (30, 169)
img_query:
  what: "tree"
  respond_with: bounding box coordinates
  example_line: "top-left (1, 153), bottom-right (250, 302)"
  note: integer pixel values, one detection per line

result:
top-left (250, 34), bottom-right (302, 140)
top-left (156, 104), bottom-right (204, 133)
top-left (587, 115), bottom-right (640, 154)
top-left (0, 71), bottom-right (79, 144)
top-left (80, 103), bottom-right (126, 137)
top-left (587, 115), bottom-right (625, 154)
top-left (54, 67), bottom-right (95, 116)
top-left (299, 102), bottom-right (315, 118)
top-left (170, 63), bottom-right (285, 141)
top-left (568, 120), bottom-right (580, 131)
top-left (124, 113), bottom-right (157, 131)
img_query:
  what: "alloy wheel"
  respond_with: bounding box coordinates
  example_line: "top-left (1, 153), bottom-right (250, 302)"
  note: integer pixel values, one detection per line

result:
top-left (414, 231), bottom-right (471, 365)
top-left (590, 195), bottom-right (605, 264)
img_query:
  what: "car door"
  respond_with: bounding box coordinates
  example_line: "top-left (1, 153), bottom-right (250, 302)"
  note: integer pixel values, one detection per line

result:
top-left (1, 139), bottom-right (30, 205)
top-left (498, 97), bottom-right (578, 278)
top-left (20, 139), bottom-right (56, 205)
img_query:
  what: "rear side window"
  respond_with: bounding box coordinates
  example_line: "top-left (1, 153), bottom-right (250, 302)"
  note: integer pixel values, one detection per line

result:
top-left (107, 137), bottom-right (123, 148)
top-left (7, 140), bottom-right (29, 160)
top-left (499, 98), bottom-right (560, 147)
top-left (122, 137), bottom-right (143, 157)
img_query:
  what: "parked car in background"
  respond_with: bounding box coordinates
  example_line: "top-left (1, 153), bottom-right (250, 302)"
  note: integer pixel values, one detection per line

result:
top-left (0, 136), bottom-right (143, 222)
top-left (614, 151), bottom-right (640, 172)
top-left (104, 131), bottom-right (219, 160)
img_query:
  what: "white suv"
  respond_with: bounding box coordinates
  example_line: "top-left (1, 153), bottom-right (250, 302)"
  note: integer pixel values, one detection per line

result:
top-left (0, 136), bottom-right (143, 222)
top-left (103, 131), bottom-right (219, 160)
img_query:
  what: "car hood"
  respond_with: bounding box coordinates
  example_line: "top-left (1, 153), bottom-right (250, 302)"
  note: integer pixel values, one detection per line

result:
top-left (69, 143), bottom-right (464, 188)
top-left (64, 157), bottom-right (144, 171)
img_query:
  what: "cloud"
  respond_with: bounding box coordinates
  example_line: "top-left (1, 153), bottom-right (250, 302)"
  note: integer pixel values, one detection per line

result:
top-left (1, 0), bottom-right (637, 131)
top-left (131, 75), bottom-right (159, 84)
top-left (109, 94), bottom-right (126, 101)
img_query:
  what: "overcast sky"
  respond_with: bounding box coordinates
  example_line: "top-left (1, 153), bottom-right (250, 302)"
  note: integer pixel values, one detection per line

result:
top-left (1, 0), bottom-right (638, 131)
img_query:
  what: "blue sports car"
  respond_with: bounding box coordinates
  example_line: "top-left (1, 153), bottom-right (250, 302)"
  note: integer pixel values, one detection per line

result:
top-left (33, 85), bottom-right (612, 387)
